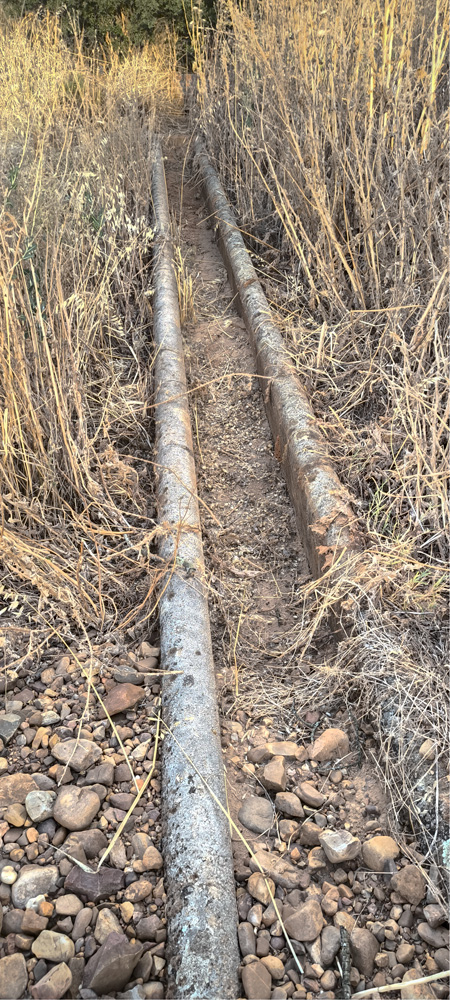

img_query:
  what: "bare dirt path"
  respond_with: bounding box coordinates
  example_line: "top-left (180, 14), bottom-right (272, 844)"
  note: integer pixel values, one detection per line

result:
top-left (163, 130), bottom-right (310, 724)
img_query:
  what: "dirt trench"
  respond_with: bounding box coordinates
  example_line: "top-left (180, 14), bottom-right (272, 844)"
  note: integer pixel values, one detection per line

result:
top-left (163, 131), bottom-right (311, 717)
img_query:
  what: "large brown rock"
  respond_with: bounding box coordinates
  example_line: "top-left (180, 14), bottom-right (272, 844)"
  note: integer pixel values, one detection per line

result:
top-left (249, 851), bottom-right (305, 890)
top-left (0, 772), bottom-right (37, 808)
top-left (12, 865), bottom-right (59, 909)
top-left (53, 786), bottom-right (100, 831)
top-left (238, 795), bottom-right (274, 834)
top-left (83, 932), bottom-right (143, 994)
top-left (274, 792), bottom-right (304, 819)
top-left (262, 757), bottom-right (286, 792)
top-left (52, 739), bottom-right (101, 773)
top-left (350, 927), bottom-right (379, 977)
top-left (401, 968), bottom-right (440, 999)
top-left (101, 683), bottom-right (144, 717)
top-left (283, 899), bottom-right (324, 942)
top-left (362, 835), bottom-right (399, 871)
top-left (64, 865), bottom-right (125, 903)
top-left (390, 864), bottom-right (426, 905)
top-left (319, 829), bottom-right (361, 863)
top-left (297, 781), bottom-right (326, 808)
top-left (241, 959), bottom-right (271, 1000)
top-left (309, 728), bottom-right (349, 762)
top-left (0, 954), bottom-right (28, 999)
top-left (32, 931), bottom-right (75, 963)
top-left (31, 962), bottom-right (72, 1000)
top-left (321, 925), bottom-right (341, 966)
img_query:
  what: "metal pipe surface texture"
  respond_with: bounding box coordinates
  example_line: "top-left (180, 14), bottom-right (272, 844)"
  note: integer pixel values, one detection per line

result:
top-left (195, 141), bottom-right (362, 578)
top-left (151, 142), bottom-right (239, 999)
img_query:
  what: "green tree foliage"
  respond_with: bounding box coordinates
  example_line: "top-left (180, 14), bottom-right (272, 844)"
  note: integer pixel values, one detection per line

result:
top-left (3, 0), bottom-right (216, 47)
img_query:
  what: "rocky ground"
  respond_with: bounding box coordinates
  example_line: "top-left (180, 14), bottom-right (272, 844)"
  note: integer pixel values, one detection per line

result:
top-left (225, 720), bottom-right (449, 1000)
top-left (0, 637), bottom-right (448, 999)
top-left (0, 639), bottom-right (166, 1000)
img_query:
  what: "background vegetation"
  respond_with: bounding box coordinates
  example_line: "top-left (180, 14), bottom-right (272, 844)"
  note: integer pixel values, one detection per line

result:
top-left (0, 11), bottom-right (182, 641)
top-left (3, 0), bottom-right (216, 48)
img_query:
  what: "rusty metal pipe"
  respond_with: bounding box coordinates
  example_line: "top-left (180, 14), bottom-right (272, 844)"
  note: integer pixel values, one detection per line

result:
top-left (195, 141), bottom-right (362, 578)
top-left (151, 140), bottom-right (239, 999)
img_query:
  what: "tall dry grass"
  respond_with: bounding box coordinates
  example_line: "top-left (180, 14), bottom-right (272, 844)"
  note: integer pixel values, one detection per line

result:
top-left (193, 0), bottom-right (449, 860)
top-left (0, 12), bottom-right (182, 640)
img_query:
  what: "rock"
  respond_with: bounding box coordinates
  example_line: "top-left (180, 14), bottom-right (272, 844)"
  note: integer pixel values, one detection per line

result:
top-left (0, 954), bottom-right (28, 999)
top-left (260, 955), bottom-right (285, 980)
top-left (319, 829), bottom-right (361, 863)
top-left (52, 740), bottom-right (101, 773)
top-left (423, 903), bottom-right (447, 928)
top-left (250, 851), bottom-right (305, 889)
top-left (101, 684), bottom-right (144, 717)
top-left (262, 757), bottom-right (286, 792)
top-left (0, 713), bottom-right (22, 744)
top-left (32, 930), bottom-right (75, 963)
top-left (309, 728), bottom-right (349, 762)
top-left (241, 959), bottom-right (272, 999)
top-left (25, 790), bottom-right (56, 823)
top-left (350, 928), bottom-right (379, 977)
top-left (54, 895), bottom-right (83, 917)
top-left (321, 925), bottom-right (341, 966)
top-left (135, 915), bottom-right (162, 941)
top-left (22, 911), bottom-right (48, 934)
top-left (279, 819), bottom-right (299, 841)
top-left (274, 792), bottom-right (304, 819)
top-left (113, 665), bottom-right (144, 685)
top-left (299, 821), bottom-right (321, 846)
top-left (362, 836), bottom-right (400, 871)
top-left (396, 942), bottom-right (415, 964)
top-left (401, 968), bottom-right (440, 999)
top-left (123, 878), bottom-right (153, 902)
top-left (31, 962), bottom-right (72, 999)
top-left (71, 907), bottom-right (92, 941)
top-left (94, 907), bottom-right (122, 943)
top-left (297, 782), bottom-right (326, 808)
top-left (131, 833), bottom-right (152, 858)
top-left (0, 772), bottom-right (37, 807)
top-left (110, 838), bottom-right (128, 869)
top-left (284, 899), bottom-right (324, 942)
top-left (83, 762), bottom-right (115, 786)
top-left (247, 872), bottom-right (275, 905)
top-left (265, 742), bottom-right (307, 761)
top-left (434, 949), bottom-right (450, 972)
top-left (12, 866), bottom-right (59, 908)
top-left (1, 865), bottom-right (17, 884)
top-left (64, 866), bottom-right (125, 903)
top-left (418, 738), bottom-right (436, 761)
top-left (238, 921), bottom-right (256, 956)
top-left (63, 830), bottom-right (108, 859)
top-left (4, 802), bottom-right (27, 826)
top-left (417, 922), bottom-right (449, 949)
top-left (390, 865), bottom-right (426, 905)
top-left (83, 932), bottom-right (143, 994)
top-left (142, 845), bottom-right (163, 871)
top-left (142, 985), bottom-right (164, 1000)
top-left (53, 786), bottom-right (100, 830)
top-left (238, 796), bottom-right (274, 834)
top-left (334, 911), bottom-right (356, 933)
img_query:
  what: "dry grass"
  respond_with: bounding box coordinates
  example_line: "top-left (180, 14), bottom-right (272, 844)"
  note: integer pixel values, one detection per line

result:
top-left (0, 11), bottom-right (182, 643)
top-left (192, 0), bottom-right (449, 863)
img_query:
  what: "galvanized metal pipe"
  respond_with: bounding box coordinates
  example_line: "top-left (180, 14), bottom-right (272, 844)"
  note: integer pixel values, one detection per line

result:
top-left (151, 141), bottom-right (239, 999)
top-left (195, 141), bottom-right (362, 578)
